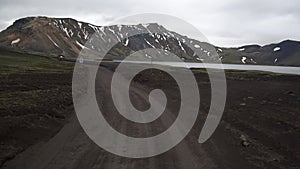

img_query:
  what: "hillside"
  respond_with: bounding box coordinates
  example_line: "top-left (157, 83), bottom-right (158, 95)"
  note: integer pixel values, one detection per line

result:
top-left (220, 40), bottom-right (300, 66)
top-left (0, 16), bottom-right (299, 66)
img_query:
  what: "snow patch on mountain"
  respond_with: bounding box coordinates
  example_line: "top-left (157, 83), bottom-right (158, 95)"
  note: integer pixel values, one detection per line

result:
top-left (273, 47), bottom-right (280, 52)
top-left (178, 40), bottom-right (186, 53)
top-left (196, 57), bottom-right (204, 61)
top-left (47, 35), bottom-right (59, 48)
top-left (241, 56), bottom-right (247, 64)
top-left (62, 27), bottom-right (70, 37)
top-left (11, 38), bottom-right (20, 46)
top-left (78, 22), bottom-right (82, 29)
top-left (117, 25), bottom-right (122, 32)
top-left (250, 58), bottom-right (257, 64)
top-left (194, 44), bottom-right (200, 48)
top-left (76, 41), bottom-right (86, 49)
top-left (142, 23), bottom-right (150, 28)
top-left (144, 38), bottom-right (155, 48)
top-left (124, 38), bottom-right (129, 46)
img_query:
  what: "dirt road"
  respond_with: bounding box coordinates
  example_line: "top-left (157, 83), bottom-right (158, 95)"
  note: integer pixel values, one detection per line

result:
top-left (2, 66), bottom-right (217, 169)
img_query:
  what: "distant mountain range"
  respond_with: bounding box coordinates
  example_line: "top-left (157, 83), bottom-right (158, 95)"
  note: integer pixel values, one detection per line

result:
top-left (220, 40), bottom-right (300, 66)
top-left (0, 16), bottom-right (299, 66)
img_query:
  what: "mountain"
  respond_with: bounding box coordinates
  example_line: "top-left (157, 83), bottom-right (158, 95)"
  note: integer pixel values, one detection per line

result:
top-left (219, 40), bottom-right (300, 66)
top-left (0, 16), bottom-right (299, 66)
top-left (0, 16), bottom-right (217, 62)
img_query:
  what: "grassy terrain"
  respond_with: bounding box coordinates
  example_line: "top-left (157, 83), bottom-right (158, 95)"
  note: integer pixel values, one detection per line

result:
top-left (0, 48), bottom-right (73, 75)
top-left (0, 48), bottom-right (74, 167)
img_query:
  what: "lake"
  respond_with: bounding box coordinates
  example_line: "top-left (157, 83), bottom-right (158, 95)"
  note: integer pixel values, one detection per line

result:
top-left (113, 60), bottom-right (300, 75)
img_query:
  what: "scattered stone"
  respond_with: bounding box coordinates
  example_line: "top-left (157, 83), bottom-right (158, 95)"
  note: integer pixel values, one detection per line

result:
top-left (240, 134), bottom-right (247, 141)
top-left (242, 141), bottom-right (250, 147)
top-left (271, 158), bottom-right (279, 162)
top-left (260, 100), bottom-right (267, 104)
top-left (240, 134), bottom-right (250, 147)
top-left (285, 91), bottom-right (295, 96)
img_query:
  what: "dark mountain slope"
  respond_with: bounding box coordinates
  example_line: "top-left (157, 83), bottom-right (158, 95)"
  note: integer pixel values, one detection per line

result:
top-left (0, 16), bottom-right (299, 66)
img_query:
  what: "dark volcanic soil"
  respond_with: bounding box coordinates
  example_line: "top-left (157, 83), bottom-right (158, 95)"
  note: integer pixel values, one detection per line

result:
top-left (197, 70), bottom-right (300, 169)
top-left (0, 64), bottom-right (299, 169)
top-left (0, 72), bottom-right (73, 167)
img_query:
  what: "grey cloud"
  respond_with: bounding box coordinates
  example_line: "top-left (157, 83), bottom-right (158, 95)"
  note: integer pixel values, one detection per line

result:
top-left (0, 0), bottom-right (299, 47)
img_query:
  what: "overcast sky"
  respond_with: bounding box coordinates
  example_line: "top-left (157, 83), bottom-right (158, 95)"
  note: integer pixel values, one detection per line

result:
top-left (0, 0), bottom-right (299, 47)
